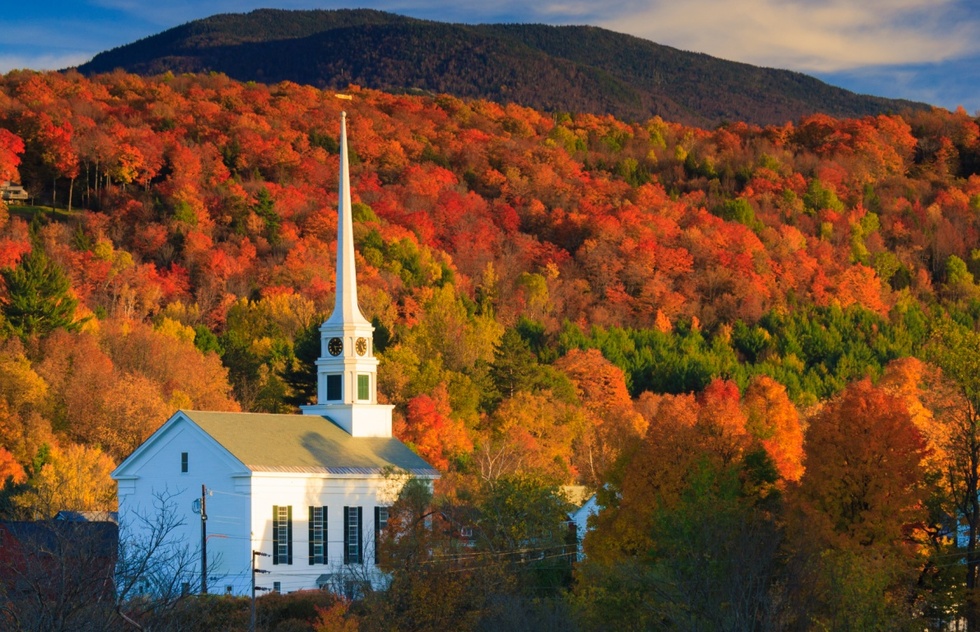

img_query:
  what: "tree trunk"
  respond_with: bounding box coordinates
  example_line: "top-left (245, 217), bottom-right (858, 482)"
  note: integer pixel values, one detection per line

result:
top-left (68, 177), bottom-right (74, 212)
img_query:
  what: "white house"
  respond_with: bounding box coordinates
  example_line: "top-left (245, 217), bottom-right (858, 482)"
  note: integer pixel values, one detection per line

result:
top-left (0, 181), bottom-right (28, 202)
top-left (568, 494), bottom-right (599, 561)
top-left (111, 112), bottom-right (438, 597)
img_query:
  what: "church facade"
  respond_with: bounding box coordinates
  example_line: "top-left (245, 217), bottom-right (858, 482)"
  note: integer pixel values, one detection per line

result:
top-left (111, 112), bottom-right (437, 596)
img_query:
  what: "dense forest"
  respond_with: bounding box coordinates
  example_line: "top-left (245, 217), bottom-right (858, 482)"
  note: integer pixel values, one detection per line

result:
top-left (1, 68), bottom-right (980, 629)
top-left (76, 8), bottom-right (928, 127)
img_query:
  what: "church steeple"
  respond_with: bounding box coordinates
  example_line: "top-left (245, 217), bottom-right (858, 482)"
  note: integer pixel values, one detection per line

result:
top-left (324, 112), bottom-right (370, 330)
top-left (302, 112), bottom-right (393, 438)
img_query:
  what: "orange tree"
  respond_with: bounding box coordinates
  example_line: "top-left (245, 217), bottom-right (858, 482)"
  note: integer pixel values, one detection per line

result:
top-left (785, 377), bottom-right (928, 630)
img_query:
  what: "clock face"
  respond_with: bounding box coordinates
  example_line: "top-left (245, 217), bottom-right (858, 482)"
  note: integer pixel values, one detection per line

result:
top-left (355, 337), bottom-right (368, 356)
top-left (327, 337), bottom-right (343, 356)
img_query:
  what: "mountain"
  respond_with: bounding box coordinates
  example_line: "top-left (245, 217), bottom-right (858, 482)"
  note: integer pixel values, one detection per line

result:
top-left (75, 9), bottom-right (929, 127)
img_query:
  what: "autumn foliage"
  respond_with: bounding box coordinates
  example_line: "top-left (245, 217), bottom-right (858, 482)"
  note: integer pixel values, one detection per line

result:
top-left (0, 67), bottom-right (979, 628)
top-left (796, 378), bottom-right (927, 549)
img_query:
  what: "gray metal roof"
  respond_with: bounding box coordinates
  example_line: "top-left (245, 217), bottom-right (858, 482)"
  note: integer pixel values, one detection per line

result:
top-left (181, 410), bottom-right (438, 477)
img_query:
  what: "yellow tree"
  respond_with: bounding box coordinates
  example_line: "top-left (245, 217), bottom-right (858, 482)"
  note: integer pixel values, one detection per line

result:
top-left (554, 348), bottom-right (647, 486)
top-left (476, 390), bottom-right (587, 485)
top-left (400, 283), bottom-right (502, 373)
top-left (12, 442), bottom-right (116, 519)
top-left (0, 339), bottom-right (51, 467)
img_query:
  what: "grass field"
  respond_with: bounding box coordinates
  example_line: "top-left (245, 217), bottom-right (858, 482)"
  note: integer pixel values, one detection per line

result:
top-left (6, 204), bottom-right (77, 222)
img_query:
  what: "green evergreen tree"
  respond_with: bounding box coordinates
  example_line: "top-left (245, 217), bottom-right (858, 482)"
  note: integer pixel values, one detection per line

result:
top-left (489, 328), bottom-right (541, 401)
top-left (486, 328), bottom-right (576, 411)
top-left (282, 320), bottom-right (320, 408)
top-left (1, 247), bottom-right (79, 342)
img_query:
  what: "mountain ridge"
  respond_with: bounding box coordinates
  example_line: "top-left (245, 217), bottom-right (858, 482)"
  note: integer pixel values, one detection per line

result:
top-left (76, 8), bottom-right (931, 127)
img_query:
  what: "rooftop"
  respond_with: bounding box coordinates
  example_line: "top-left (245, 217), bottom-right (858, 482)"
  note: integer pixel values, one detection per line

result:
top-left (182, 410), bottom-right (438, 477)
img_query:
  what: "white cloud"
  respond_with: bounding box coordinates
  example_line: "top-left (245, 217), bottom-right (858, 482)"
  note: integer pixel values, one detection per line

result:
top-left (0, 53), bottom-right (93, 74)
top-left (597, 0), bottom-right (980, 72)
top-left (0, 16), bottom-right (156, 72)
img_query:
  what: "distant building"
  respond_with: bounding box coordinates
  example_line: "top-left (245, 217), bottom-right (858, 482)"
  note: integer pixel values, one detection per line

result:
top-left (54, 510), bottom-right (118, 523)
top-left (0, 181), bottom-right (28, 202)
top-left (111, 112), bottom-right (438, 597)
top-left (0, 518), bottom-right (118, 612)
top-left (568, 494), bottom-right (599, 560)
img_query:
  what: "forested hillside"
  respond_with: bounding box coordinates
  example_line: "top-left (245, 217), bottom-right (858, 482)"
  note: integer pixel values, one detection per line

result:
top-left (2, 69), bottom-right (980, 628)
top-left (76, 8), bottom-right (928, 127)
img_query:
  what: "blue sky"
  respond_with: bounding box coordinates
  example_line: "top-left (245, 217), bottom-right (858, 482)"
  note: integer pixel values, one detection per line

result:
top-left (2, 1), bottom-right (978, 113)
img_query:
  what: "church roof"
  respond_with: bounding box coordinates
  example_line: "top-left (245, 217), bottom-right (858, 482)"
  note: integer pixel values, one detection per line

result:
top-left (181, 410), bottom-right (438, 477)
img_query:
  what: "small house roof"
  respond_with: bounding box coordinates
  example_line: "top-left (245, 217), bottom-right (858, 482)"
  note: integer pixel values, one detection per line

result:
top-left (0, 520), bottom-right (118, 553)
top-left (181, 410), bottom-right (438, 477)
top-left (54, 511), bottom-right (118, 523)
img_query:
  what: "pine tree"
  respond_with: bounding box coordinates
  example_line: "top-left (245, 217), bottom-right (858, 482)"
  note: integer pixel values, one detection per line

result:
top-left (1, 247), bottom-right (79, 342)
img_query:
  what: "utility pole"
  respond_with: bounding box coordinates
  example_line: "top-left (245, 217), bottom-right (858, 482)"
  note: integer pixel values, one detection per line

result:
top-left (200, 484), bottom-right (208, 595)
top-left (251, 550), bottom-right (270, 632)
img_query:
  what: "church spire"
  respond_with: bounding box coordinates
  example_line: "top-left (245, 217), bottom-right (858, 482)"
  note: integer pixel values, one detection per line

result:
top-left (325, 111), bottom-right (369, 328)
top-left (302, 111), bottom-right (393, 438)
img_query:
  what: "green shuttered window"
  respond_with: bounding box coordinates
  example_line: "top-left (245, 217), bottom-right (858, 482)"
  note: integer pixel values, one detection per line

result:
top-left (343, 506), bottom-right (362, 564)
top-left (272, 505), bottom-right (292, 565)
top-left (309, 506), bottom-right (327, 565)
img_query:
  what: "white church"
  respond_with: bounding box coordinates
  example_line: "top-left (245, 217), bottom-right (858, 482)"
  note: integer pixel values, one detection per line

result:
top-left (112, 112), bottom-right (438, 596)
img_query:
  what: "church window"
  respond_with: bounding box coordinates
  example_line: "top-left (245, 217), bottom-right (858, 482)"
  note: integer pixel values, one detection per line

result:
top-left (309, 506), bottom-right (327, 565)
top-left (272, 505), bottom-right (292, 565)
top-left (326, 374), bottom-right (342, 401)
top-left (357, 374), bottom-right (370, 401)
top-left (344, 506), bottom-right (362, 564)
